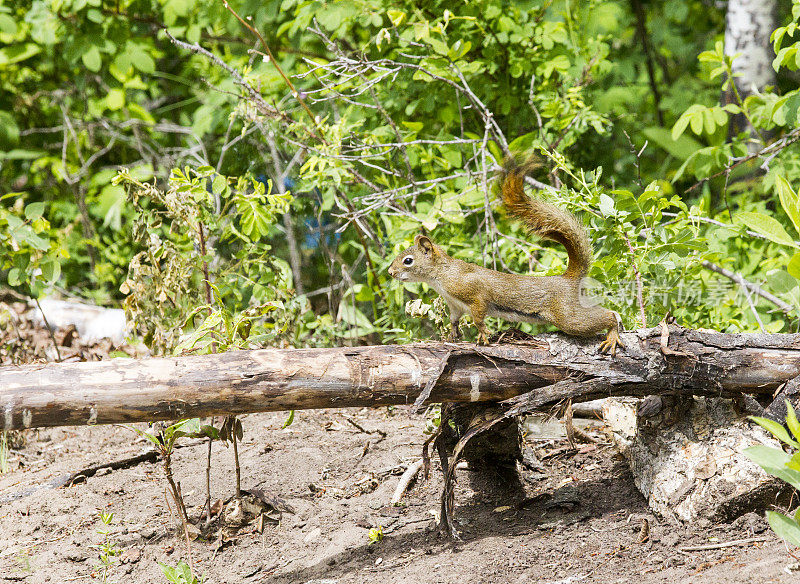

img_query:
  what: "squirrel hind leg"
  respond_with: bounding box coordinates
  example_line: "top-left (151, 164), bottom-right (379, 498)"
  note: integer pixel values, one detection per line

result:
top-left (598, 326), bottom-right (624, 356)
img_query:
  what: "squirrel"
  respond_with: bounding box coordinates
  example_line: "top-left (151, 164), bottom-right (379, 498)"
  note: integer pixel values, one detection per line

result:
top-left (387, 158), bottom-right (623, 355)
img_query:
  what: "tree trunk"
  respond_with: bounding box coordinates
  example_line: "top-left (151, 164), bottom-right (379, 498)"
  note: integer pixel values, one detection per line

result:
top-left (1, 326), bottom-right (799, 431)
top-left (724, 0), bottom-right (778, 142)
top-left (725, 0), bottom-right (778, 96)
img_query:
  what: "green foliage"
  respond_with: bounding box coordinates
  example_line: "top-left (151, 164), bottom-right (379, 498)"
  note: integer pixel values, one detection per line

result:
top-left (92, 510), bottom-right (121, 584)
top-left (115, 165), bottom-right (302, 354)
top-left (129, 418), bottom-right (208, 454)
top-left (0, 195), bottom-right (63, 296)
top-left (159, 560), bottom-right (204, 584)
top-left (368, 525), bottom-right (384, 544)
top-left (744, 402), bottom-right (800, 551)
top-left (3, 0), bottom-right (800, 349)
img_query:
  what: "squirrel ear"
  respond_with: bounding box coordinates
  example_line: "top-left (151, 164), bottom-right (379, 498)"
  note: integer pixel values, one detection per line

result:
top-left (415, 234), bottom-right (434, 253)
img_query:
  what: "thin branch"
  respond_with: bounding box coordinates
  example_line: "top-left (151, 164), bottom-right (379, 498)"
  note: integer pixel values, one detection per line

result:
top-left (265, 133), bottom-right (305, 296)
top-left (685, 127), bottom-right (800, 194)
top-left (34, 298), bottom-right (62, 363)
top-left (221, 0), bottom-right (325, 142)
top-left (622, 231), bottom-right (647, 327)
top-left (165, 32), bottom-right (283, 122)
top-left (702, 260), bottom-right (795, 315)
top-left (344, 138), bottom-right (481, 152)
top-left (661, 211), bottom-right (800, 247)
top-left (630, 0), bottom-right (664, 126)
top-left (743, 285), bottom-right (766, 332)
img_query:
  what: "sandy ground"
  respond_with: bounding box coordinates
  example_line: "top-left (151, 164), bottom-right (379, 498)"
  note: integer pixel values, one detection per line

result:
top-left (0, 406), bottom-right (798, 584)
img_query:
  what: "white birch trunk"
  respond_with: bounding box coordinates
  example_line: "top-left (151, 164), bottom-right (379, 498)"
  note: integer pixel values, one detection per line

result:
top-left (724, 0), bottom-right (778, 96)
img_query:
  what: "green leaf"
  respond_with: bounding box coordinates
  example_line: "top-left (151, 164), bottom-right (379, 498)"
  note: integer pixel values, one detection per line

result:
top-left (387, 9), bottom-right (405, 26)
top-left (689, 111), bottom-right (704, 135)
top-left (788, 252), bottom-right (800, 278)
top-left (0, 14), bottom-right (17, 35)
top-left (158, 562), bottom-right (179, 583)
top-left (508, 132), bottom-right (538, 152)
top-left (786, 401), bottom-right (800, 443)
top-left (702, 108), bottom-right (716, 134)
top-left (790, 451), bottom-right (800, 472)
top-left (766, 511), bottom-right (800, 548)
top-left (282, 410), bottom-right (295, 428)
top-left (671, 111), bottom-right (692, 140)
top-left (0, 149), bottom-right (46, 160)
top-left (748, 416), bottom-right (800, 448)
top-left (179, 561), bottom-right (194, 583)
top-left (24, 202), bottom-right (44, 220)
top-left (742, 445), bottom-right (796, 487)
top-left (11, 224), bottom-right (50, 251)
top-left (598, 193), bottom-right (615, 217)
top-left (8, 267), bottom-right (21, 286)
top-left (738, 212), bottom-right (799, 248)
top-left (775, 175), bottom-right (800, 236)
top-left (212, 174), bottom-right (228, 196)
top-left (642, 127), bottom-right (702, 161)
top-left (0, 43), bottom-right (41, 66)
top-left (768, 269), bottom-right (798, 293)
top-left (40, 258), bottom-right (61, 283)
top-left (82, 46), bottom-right (102, 72)
top-left (711, 106), bottom-right (728, 127)
top-left (106, 88), bottom-right (125, 111)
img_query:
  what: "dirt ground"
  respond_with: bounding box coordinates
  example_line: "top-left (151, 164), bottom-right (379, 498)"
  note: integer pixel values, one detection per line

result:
top-left (1, 406), bottom-right (798, 584)
top-left (1, 307), bottom-right (799, 583)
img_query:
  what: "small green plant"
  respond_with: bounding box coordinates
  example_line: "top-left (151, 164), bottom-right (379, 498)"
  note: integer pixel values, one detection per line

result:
top-left (159, 560), bottom-right (204, 584)
top-left (744, 401), bottom-right (800, 551)
top-left (127, 420), bottom-right (208, 529)
top-left (368, 525), bottom-right (384, 545)
top-left (92, 510), bottom-right (121, 584)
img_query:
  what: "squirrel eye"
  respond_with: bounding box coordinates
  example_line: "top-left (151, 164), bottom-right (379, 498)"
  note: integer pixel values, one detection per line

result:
top-left (403, 256), bottom-right (414, 266)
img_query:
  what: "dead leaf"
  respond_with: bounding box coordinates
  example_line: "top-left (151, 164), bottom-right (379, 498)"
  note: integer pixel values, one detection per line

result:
top-left (185, 523), bottom-right (201, 541)
top-left (210, 499), bottom-right (223, 516)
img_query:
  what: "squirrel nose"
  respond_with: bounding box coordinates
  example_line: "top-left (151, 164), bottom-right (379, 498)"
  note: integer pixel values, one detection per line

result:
top-left (388, 266), bottom-right (396, 276)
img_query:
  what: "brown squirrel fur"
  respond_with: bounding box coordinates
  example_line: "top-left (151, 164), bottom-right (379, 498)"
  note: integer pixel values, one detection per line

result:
top-left (388, 159), bottom-right (623, 355)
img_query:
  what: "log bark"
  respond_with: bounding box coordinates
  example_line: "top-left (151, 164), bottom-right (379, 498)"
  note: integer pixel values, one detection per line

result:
top-left (2, 326), bottom-right (799, 431)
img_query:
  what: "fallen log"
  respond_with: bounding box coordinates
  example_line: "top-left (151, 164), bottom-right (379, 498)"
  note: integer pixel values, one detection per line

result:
top-left (2, 326), bottom-right (799, 431)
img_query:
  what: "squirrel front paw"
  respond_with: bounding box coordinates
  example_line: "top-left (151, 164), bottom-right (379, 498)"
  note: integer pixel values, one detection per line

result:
top-left (446, 325), bottom-right (461, 342)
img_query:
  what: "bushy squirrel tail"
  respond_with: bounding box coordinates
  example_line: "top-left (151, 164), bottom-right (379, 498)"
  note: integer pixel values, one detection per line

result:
top-left (500, 157), bottom-right (592, 279)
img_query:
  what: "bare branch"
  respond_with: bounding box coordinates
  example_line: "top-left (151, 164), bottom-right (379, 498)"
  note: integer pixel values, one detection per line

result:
top-left (702, 260), bottom-right (795, 315)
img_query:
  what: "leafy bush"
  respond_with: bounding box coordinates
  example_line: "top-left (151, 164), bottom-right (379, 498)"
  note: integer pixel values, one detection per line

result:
top-left (2, 0), bottom-right (800, 345)
top-left (745, 402), bottom-right (800, 550)
top-left (0, 195), bottom-right (63, 297)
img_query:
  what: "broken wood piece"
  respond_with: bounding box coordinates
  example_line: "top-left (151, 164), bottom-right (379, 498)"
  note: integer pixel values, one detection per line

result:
top-left (678, 536), bottom-right (770, 552)
top-left (390, 459), bottom-right (424, 505)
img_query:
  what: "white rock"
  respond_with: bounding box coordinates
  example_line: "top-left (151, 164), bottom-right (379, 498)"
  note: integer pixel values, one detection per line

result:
top-left (603, 396), bottom-right (786, 522)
